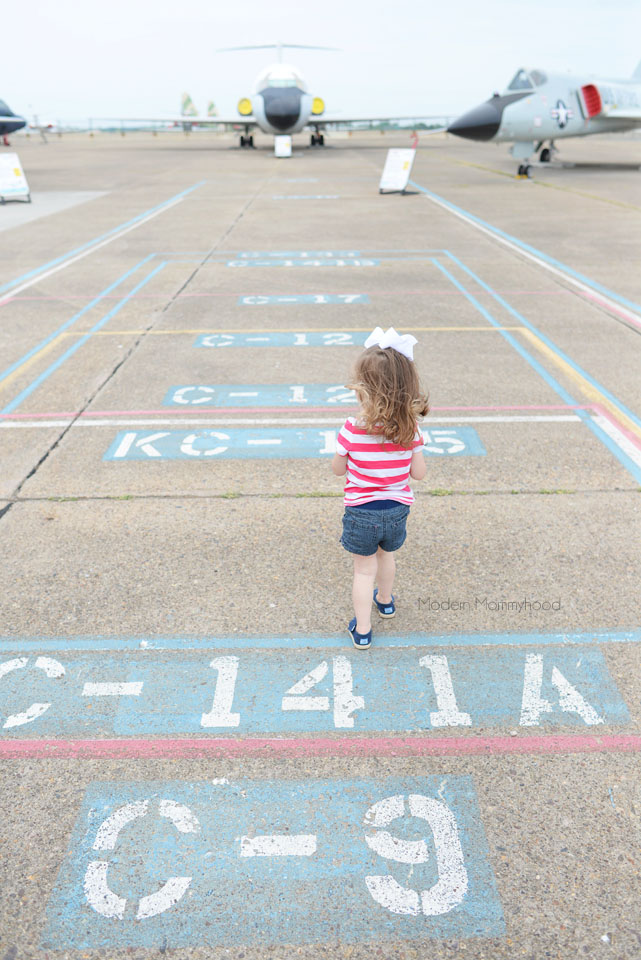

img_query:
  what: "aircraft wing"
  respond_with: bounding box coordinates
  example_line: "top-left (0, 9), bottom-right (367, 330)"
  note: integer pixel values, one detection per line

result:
top-left (91, 115), bottom-right (255, 126)
top-left (314, 115), bottom-right (450, 127)
top-left (603, 107), bottom-right (641, 121)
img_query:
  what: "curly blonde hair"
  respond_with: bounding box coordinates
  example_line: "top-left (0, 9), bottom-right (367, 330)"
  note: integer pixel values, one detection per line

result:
top-left (345, 345), bottom-right (430, 449)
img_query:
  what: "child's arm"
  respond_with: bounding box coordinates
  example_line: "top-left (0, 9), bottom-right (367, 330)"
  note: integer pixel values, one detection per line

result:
top-left (332, 452), bottom-right (348, 476)
top-left (409, 448), bottom-right (426, 480)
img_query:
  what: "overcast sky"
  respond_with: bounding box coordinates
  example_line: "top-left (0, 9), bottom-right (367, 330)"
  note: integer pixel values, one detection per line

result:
top-left (4, 0), bottom-right (641, 123)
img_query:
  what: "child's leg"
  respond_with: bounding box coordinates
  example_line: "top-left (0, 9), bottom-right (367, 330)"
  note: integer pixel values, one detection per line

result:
top-left (375, 545), bottom-right (396, 603)
top-left (353, 553), bottom-right (377, 633)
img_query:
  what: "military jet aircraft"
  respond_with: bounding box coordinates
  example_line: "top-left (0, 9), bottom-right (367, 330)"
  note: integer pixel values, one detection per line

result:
top-left (0, 100), bottom-right (26, 146)
top-left (95, 43), bottom-right (447, 149)
top-left (448, 62), bottom-right (641, 176)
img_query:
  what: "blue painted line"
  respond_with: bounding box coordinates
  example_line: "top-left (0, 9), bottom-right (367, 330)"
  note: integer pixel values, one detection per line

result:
top-left (445, 251), bottom-right (641, 434)
top-left (433, 258), bottom-right (641, 484)
top-left (195, 331), bottom-right (368, 348)
top-left (0, 255), bottom-right (155, 386)
top-left (410, 180), bottom-right (641, 316)
top-left (164, 384), bottom-right (357, 407)
top-left (2, 263), bottom-right (166, 414)
top-left (0, 182), bottom-right (204, 296)
top-left (2, 629), bottom-right (640, 652)
top-left (43, 776), bottom-right (504, 947)
top-left (103, 426), bottom-right (485, 460)
top-left (0, 647), bottom-right (625, 737)
top-left (238, 294), bottom-right (370, 305)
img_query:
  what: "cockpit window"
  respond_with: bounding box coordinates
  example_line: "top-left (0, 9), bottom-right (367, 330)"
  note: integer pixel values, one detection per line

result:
top-left (507, 69), bottom-right (533, 91)
top-left (267, 77), bottom-right (305, 89)
top-left (529, 70), bottom-right (548, 87)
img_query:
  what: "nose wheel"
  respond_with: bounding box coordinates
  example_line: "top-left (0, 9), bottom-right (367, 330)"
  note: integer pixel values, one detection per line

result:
top-left (517, 163), bottom-right (533, 178)
top-left (310, 133), bottom-right (325, 147)
top-left (239, 134), bottom-right (254, 148)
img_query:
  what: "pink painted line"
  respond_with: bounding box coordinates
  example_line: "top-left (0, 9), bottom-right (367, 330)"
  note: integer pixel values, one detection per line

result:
top-left (2, 732), bottom-right (641, 760)
top-left (1, 289), bottom-right (567, 302)
top-left (0, 404), bottom-right (590, 421)
top-left (578, 288), bottom-right (641, 332)
top-left (591, 402), bottom-right (641, 452)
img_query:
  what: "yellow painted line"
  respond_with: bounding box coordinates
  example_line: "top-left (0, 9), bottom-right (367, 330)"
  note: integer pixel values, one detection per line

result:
top-left (67, 325), bottom-right (524, 335)
top-left (451, 158), bottom-right (516, 179)
top-left (520, 328), bottom-right (641, 441)
top-left (452, 158), bottom-right (641, 211)
top-left (0, 334), bottom-right (66, 394)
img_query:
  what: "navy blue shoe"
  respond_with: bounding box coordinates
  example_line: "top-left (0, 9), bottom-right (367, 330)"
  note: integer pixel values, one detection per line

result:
top-left (348, 617), bottom-right (372, 650)
top-left (373, 588), bottom-right (396, 618)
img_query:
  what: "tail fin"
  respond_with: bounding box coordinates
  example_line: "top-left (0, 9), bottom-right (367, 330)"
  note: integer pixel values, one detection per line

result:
top-left (181, 93), bottom-right (198, 117)
top-left (632, 59), bottom-right (641, 81)
top-left (207, 100), bottom-right (218, 117)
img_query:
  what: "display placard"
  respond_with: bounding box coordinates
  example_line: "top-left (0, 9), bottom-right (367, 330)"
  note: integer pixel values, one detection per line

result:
top-left (274, 135), bottom-right (292, 158)
top-left (0, 153), bottom-right (30, 203)
top-left (378, 148), bottom-right (415, 194)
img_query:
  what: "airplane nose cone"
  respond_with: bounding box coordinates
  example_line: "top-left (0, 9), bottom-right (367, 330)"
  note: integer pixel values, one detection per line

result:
top-left (261, 87), bottom-right (303, 132)
top-left (447, 101), bottom-right (501, 141)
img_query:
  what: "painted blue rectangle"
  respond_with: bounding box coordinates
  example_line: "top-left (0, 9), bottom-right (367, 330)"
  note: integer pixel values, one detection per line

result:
top-left (238, 294), bottom-right (370, 304)
top-left (194, 331), bottom-right (369, 348)
top-left (236, 250), bottom-right (359, 257)
top-left (103, 427), bottom-right (485, 460)
top-left (0, 648), bottom-right (628, 738)
top-left (164, 384), bottom-right (357, 407)
top-left (226, 258), bottom-right (378, 267)
top-left (43, 776), bottom-right (504, 948)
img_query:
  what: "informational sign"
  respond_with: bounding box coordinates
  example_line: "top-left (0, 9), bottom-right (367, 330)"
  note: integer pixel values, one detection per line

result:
top-left (0, 153), bottom-right (30, 203)
top-left (164, 384), bottom-right (357, 407)
top-left (379, 148), bottom-right (416, 194)
top-left (274, 135), bottom-right (292, 158)
top-left (43, 777), bottom-right (504, 948)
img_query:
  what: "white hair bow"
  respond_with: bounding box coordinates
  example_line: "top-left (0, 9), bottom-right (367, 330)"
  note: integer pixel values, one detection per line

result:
top-left (364, 326), bottom-right (418, 361)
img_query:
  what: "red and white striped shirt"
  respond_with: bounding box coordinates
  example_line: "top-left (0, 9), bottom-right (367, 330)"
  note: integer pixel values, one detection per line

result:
top-left (335, 417), bottom-right (425, 506)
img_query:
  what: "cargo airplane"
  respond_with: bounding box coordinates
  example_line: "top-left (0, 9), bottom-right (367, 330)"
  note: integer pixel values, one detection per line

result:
top-left (448, 61), bottom-right (641, 176)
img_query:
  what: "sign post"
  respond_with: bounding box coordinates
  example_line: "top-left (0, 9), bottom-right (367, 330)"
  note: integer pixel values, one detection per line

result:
top-left (378, 148), bottom-right (415, 195)
top-left (0, 153), bottom-right (30, 203)
top-left (274, 135), bottom-right (292, 158)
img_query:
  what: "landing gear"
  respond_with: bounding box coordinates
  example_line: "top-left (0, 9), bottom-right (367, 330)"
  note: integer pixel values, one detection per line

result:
top-left (239, 134), bottom-right (254, 148)
top-left (517, 163), bottom-right (533, 178)
top-left (310, 132), bottom-right (324, 147)
top-left (539, 147), bottom-right (551, 163)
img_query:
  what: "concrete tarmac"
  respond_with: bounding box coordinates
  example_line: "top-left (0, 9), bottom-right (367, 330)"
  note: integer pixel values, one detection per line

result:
top-left (1, 129), bottom-right (640, 959)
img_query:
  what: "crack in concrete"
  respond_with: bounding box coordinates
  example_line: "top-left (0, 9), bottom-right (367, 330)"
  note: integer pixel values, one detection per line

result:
top-left (0, 175), bottom-right (273, 523)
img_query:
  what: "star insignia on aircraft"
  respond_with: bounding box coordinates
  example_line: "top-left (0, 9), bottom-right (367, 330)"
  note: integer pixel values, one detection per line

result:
top-left (551, 100), bottom-right (573, 128)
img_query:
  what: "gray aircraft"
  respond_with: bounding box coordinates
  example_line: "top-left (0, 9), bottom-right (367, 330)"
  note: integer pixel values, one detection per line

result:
top-left (0, 100), bottom-right (26, 146)
top-left (448, 62), bottom-right (641, 176)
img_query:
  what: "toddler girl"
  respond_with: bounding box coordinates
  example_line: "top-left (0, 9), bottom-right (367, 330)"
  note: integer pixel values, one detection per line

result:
top-left (332, 326), bottom-right (430, 649)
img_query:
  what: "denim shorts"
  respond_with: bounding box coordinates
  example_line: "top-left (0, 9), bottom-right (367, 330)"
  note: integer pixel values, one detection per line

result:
top-left (340, 502), bottom-right (411, 556)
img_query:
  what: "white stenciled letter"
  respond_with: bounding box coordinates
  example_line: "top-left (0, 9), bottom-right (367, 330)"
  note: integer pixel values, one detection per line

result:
top-left (520, 653), bottom-right (604, 727)
top-left (282, 656), bottom-right (364, 728)
top-left (201, 656), bottom-right (241, 727)
top-left (85, 797), bottom-right (199, 920)
top-left (419, 655), bottom-right (471, 728)
top-left (364, 793), bottom-right (468, 916)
